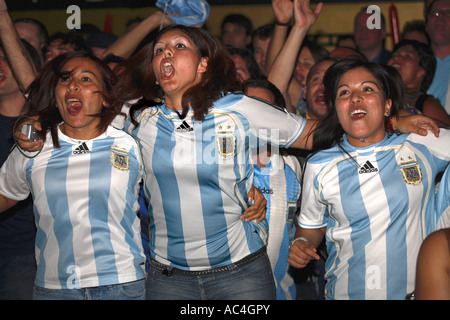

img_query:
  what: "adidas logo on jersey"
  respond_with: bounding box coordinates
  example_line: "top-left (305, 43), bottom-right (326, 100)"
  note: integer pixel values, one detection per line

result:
top-left (175, 121), bottom-right (193, 133)
top-left (257, 186), bottom-right (273, 194)
top-left (358, 160), bottom-right (378, 174)
top-left (73, 142), bottom-right (91, 154)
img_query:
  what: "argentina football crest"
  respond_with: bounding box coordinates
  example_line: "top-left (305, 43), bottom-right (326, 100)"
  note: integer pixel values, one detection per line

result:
top-left (216, 122), bottom-right (236, 159)
top-left (398, 154), bottom-right (422, 186)
top-left (111, 145), bottom-right (130, 171)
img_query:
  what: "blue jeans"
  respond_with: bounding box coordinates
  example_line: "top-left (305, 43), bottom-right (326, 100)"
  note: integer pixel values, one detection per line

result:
top-left (32, 279), bottom-right (145, 300)
top-left (146, 252), bottom-right (276, 300)
top-left (0, 253), bottom-right (36, 300)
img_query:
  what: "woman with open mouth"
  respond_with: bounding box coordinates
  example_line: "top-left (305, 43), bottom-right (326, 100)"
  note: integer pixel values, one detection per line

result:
top-left (0, 52), bottom-right (147, 300)
top-left (288, 56), bottom-right (450, 300)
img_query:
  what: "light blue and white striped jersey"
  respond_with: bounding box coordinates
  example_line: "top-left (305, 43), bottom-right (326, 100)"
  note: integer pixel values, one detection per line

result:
top-left (253, 152), bottom-right (302, 300)
top-left (0, 125), bottom-right (145, 289)
top-left (123, 93), bottom-right (306, 270)
top-left (298, 130), bottom-right (450, 300)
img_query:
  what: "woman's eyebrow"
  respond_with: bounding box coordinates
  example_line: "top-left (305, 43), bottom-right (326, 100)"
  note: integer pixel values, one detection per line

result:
top-left (337, 80), bottom-right (380, 90)
top-left (361, 80), bottom-right (380, 88)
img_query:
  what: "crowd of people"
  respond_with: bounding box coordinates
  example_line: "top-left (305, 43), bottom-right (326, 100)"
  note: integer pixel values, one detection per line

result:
top-left (0, 0), bottom-right (448, 300)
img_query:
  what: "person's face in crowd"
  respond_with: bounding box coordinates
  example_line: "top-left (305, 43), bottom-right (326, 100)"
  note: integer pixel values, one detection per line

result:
top-left (293, 47), bottom-right (314, 86)
top-left (55, 57), bottom-right (106, 138)
top-left (426, 0), bottom-right (450, 47)
top-left (335, 67), bottom-right (391, 147)
top-left (304, 60), bottom-right (334, 120)
top-left (151, 29), bottom-right (208, 101)
top-left (46, 39), bottom-right (75, 62)
top-left (354, 12), bottom-right (386, 52)
top-left (252, 35), bottom-right (271, 75)
top-left (231, 54), bottom-right (251, 82)
top-left (222, 23), bottom-right (250, 49)
top-left (0, 48), bottom-right (21, 97)
top-left (388, 45), bottom-right (425, 90)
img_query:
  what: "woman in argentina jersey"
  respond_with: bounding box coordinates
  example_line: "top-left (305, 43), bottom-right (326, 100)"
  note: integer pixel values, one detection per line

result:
top-left (288, 57), bottom-right (450, 300)
top-left (0, 52), bottom-right (146, 300)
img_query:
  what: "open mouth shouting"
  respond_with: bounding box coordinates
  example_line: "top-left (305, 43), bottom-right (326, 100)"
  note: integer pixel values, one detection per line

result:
top-left (315, 91), bottom-right (328, 105)
top-left (350, 108), bottom-right (368, 120)
top-left (66, 96), bottom-right (82, 116)
top-left (160, 59), bottom-right (175, 80)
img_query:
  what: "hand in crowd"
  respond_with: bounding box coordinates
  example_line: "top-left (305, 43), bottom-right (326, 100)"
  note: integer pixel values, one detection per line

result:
top-left (14, 117), bottom-right (44, 152)
top-left (287, 238), bottom-right (320, 269)
top-left (394, 114), bottom-right (441, 138)
top-left (242, 185), bottom-right (267, 223)
top-left (293, 0), bottom-right (323, 30)
top-left (272, 0), bottom-right (294, 24)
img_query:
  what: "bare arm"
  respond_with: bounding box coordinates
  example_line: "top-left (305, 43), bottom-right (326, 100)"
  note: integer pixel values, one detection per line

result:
top-left (289, 118), bottom-right (318, 150)
top-left (268, 0), bottom-right (322, 94)
top-left (289, 113), bottom-right (440, 151)
top-left (0, 0), bottom-right (38, 92)
top-left (415, 229), bottom-right (450, 300)
top-left (102, 10), bottom-right (173, 59)
top-left (265, 0), bottom-right (293, 72)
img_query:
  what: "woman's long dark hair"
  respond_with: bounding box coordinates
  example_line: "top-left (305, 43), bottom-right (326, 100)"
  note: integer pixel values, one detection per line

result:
top-left (24, 51), bottom-right (119, 148)
top-left (312, 56), bottom-right (402, 153)
top-left (114, 25), bottom-right (243, 123)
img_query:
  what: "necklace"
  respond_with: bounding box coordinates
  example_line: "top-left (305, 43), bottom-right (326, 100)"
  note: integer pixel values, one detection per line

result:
top-left (67, 136), bottom-right (88, 145)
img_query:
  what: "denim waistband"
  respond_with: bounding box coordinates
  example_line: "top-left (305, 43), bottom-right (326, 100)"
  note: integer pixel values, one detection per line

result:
top-left (150, 246), bottom-right (266, 276)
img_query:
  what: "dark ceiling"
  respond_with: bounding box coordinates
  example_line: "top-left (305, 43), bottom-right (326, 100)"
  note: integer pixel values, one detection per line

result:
top-left (7, 0), bottom-right (412, 11)
top-left (7, 0), bottom-right (270, 11)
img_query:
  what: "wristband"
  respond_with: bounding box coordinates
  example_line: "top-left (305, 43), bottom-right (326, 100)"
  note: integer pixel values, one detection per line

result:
top-left (275, 19), bottom-right (290, 26)
top-left (290, 236), bottom-right (309, 247)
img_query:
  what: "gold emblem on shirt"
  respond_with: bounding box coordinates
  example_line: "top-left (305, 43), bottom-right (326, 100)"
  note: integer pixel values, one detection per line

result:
top-left (111, 146), bottom-right (129, 171)
top-left (216, 124), bottom-right (236, 159)
top-left (399, 156), bottom-right (422, 185)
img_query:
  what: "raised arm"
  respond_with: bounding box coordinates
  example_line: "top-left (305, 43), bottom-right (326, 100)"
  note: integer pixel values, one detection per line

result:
top-left (265, 0), bottom-right (294, 72)
top-left (268, 0), bottom-right (322, 109)
top-left (289, 112), bottom-right (440, 151)
top-left (0, 0), bottom-right (38, 92)
top-left (102, 10), bottom-right (173, 59)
